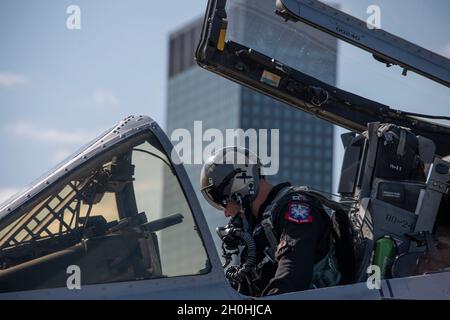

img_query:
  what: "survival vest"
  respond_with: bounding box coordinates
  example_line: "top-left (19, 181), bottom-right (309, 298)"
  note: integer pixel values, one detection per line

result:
top-left (260, 185), bottom-right (356, 287)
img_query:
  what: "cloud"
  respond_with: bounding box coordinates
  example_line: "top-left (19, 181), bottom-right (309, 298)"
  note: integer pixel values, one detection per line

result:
top-left (6, 122), bottom-right (102, 144)
top-left (0, 73), bottom-right (29, 87)
top-left (93, 89), bottom-right (119, 106)
top-left (0, 188), bottom-right (22, 205)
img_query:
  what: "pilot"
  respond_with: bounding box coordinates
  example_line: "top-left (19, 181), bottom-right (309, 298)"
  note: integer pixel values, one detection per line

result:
top-left (200, 146), bottom-right (341, 296)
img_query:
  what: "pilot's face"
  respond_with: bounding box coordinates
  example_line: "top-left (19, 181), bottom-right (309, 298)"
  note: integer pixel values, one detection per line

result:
top-left (224, 202), bottom-right (241, 218)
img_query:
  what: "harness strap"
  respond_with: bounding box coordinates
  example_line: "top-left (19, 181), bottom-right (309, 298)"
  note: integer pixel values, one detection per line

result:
top-left (261, 186), bottom-right (293, 261)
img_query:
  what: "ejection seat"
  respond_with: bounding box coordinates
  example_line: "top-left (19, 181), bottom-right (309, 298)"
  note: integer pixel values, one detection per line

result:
top-left (339, 122), bottom-right (450, 281)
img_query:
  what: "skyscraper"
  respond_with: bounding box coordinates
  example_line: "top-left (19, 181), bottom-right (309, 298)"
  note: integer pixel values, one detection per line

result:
top-left (164, 10), bottom-right (337, 257)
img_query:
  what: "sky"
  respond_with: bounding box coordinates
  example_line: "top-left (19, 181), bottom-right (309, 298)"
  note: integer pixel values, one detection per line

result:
top-left (0, 0), bottom-right (449, 203)
top-left (0, 0), bottom-right (207, 201)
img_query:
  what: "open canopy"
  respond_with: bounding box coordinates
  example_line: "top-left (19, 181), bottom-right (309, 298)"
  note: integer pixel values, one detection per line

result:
top-left (196, 0), bottom-right (450, 155)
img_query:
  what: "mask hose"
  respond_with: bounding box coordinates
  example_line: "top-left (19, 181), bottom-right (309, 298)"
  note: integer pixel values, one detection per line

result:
top-left (224, 228), bottom-right (257, 283)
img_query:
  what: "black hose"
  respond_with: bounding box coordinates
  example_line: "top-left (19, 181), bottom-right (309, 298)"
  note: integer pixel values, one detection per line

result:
top-left (225, 229), bottom-right (257, 283)
top-left (239, 230), bottom-right (257, 272)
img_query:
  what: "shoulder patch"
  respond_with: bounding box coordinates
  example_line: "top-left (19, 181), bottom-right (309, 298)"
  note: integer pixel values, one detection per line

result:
top-left (284, 202), bottom-right (313, 224)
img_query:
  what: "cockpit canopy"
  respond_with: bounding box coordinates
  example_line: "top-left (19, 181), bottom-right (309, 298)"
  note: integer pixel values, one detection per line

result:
top-left (196, 0), bottom-right (450, 155)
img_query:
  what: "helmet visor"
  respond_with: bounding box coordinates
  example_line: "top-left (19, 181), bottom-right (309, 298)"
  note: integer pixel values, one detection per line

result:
top-left (201, 186), bottom-right (226, 211)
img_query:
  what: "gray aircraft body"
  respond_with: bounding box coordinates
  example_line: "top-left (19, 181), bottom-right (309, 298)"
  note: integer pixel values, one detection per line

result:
top-left (0, 0), bottom-right (449, 299)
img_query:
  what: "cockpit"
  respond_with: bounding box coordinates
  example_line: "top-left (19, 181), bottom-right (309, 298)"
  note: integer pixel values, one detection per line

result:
top-left (0, 117), bottom-right (210, 292)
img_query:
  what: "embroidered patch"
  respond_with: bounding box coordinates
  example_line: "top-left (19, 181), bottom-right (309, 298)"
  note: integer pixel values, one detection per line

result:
top-left (284, 202), bottom-right (313, 224)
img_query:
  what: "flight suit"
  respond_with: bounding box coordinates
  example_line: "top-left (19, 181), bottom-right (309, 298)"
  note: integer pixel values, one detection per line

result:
top-left (246, 182), bottom-right (333, 296)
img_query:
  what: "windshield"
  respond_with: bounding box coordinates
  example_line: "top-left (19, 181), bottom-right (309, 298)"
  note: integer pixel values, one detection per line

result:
top-left (0, 136), bottom-right (210, 292)
top-left (224, 0), bottom-right (449, 123)
top-left (226, 0), bottom-right (337, 85)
